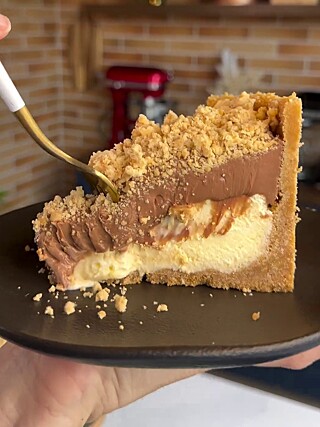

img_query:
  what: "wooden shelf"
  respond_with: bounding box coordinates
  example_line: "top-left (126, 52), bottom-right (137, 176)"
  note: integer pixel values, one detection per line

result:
top-left (81, 4), bottom-right (320, 20)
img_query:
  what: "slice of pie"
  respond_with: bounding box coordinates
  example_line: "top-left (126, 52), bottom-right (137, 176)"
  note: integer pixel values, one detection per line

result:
top-left (33, 92), bottom-right (302, 293)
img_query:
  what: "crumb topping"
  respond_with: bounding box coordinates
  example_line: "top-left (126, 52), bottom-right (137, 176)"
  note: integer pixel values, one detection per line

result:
top-left (33, 92), bottom-right (289, 230)
top-left (90, 92), bottom-right (282, 189)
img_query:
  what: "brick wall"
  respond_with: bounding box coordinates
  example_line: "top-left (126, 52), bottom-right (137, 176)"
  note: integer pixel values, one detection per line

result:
top-left (0, 0), bottom-right (65, 214)
top-left (0, 0), bottom-right (319, 214)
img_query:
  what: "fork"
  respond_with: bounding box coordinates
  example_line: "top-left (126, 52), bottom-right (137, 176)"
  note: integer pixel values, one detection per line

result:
top-left (0, 62), bottom-right (119, 202)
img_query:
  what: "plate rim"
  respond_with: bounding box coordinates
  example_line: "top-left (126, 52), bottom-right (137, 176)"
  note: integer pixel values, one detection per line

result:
top-left (1, 325), bottom-right (319, 368)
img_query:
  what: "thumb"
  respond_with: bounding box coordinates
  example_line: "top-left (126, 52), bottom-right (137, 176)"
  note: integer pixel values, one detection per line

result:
top-left (0, 14), bottom-right (11, 40)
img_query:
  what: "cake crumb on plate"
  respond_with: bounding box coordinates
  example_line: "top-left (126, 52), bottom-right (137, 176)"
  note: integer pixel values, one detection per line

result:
top-left (45, 306), bottom-right (54, 316)
top-left (33, 293), bottom-right (42, 302)
top-left (64, 301), bottom-right (76, 315)
top-left (114, 294), bottom-right (128, 313)
top-left (95, 288), bottom-right (110, 302)
top-left (157, 304), bottom-right (168, 312)
top-left (252, 311), bottom-right (261, 321)
top-left (97, 310), bottom-right (106, 320)
top-left (83, 291), bottom-right (93, 298)
top-left (93, 283), bottom-right (102, 294)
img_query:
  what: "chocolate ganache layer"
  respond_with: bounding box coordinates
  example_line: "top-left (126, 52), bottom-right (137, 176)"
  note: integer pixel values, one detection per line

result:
top-left (35, 145), bottom-right (283, 288)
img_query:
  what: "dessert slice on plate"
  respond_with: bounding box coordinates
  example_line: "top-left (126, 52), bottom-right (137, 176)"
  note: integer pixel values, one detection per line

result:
top-left (33, 92), bottom-right (302, 292)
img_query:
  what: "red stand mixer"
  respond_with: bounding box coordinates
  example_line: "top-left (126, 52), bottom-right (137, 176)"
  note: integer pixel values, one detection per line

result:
top-left (106, 65), bottom-right (173, 148)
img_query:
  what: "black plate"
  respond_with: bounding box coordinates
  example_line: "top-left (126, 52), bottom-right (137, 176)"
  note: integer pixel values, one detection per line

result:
top-left (0, 203), bottom-right (319, 369)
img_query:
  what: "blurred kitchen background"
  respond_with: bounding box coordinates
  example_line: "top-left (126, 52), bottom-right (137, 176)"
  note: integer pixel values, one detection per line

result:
top-left (0, 0), bottom-right (320, 214)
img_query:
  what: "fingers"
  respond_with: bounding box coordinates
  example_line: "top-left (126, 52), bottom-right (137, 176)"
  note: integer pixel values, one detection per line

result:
top-left (259, 346), bottom-right (320, 370)
top-left (0, 14), bottom-right (11, 40)
top-left (90, 366), bottom-right (203, 420)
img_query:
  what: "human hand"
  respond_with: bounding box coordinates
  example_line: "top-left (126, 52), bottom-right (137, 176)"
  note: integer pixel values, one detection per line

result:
top-left (261, 345), bottom-right (320, 370)
top-left (1, 343), bottom-right (319, 427)
top-left (0, 14), bottom-right (11, 40)
top-left (0, 342), bottom-right (200, 427)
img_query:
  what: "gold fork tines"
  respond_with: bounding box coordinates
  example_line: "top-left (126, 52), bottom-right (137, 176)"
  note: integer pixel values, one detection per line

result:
top-left (14, 106), bottom-right (119, 202)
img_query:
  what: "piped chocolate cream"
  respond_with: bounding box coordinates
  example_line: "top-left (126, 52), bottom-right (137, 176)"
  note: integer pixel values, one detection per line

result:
top-left (33, 92), bottom-right (287, 288)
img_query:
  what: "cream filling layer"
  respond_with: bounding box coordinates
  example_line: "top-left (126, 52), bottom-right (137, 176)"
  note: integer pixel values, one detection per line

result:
top-left (70, 194), bottom-right (272, 289)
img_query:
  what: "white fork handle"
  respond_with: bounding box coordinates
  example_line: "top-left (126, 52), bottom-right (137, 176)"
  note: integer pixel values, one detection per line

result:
top-left (0, 61), bottom-right (25, 112)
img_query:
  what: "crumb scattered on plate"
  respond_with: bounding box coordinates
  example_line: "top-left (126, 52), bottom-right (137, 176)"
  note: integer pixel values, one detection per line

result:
top-left (97, 310), bottom-right (107, 320)
top-left (83, 291), bottom-right (93, 298)
top-left (93, 283), bottom-right (102, 294)
top-left (33, 293), bottom-right (43, 302)
top-left (252, 311), bottom-right (261, 321)
top-left (48, 285), bottom-right (56, 293)
top-left (24, 245), bottom-right (31, 252)
top-left (142, 305), bottom-right (147, 310)
top-left (114, 294), bottom-right (128, 313)
top-left (64, 301), bottom-right (76, 315)
top-left (45, 306), bottom-right (54, 316)
top-left (157, 304), bottom-right (168, 313)
top-left (95, 288), bottom-right (110, 303)
top-left (119, 324), bottom-right (125, 331)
